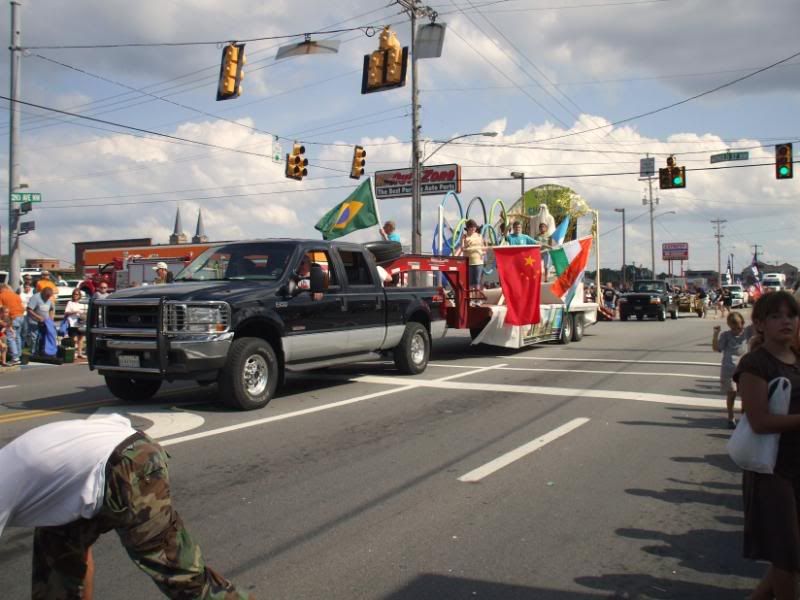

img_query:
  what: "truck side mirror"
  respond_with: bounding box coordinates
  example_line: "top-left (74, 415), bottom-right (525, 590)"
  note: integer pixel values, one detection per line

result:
top-left (310, 263), bottom-right (325, 294)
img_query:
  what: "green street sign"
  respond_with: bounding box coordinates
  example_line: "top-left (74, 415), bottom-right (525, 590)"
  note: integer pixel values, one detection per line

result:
top-left (710, 151), bottom-right (749, 164)
top-left (10, 192), bottom-right (42, 203)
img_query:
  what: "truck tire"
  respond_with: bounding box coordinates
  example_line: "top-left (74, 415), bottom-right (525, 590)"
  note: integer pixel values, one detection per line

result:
top-left (218, 337), bottom-right (279, 410)
top-left (559, 313), bottom-right (573, 344)
top-left (571, 312), bottom-right (584, 342)
top-left (104, 376), bottom-right (161, 402)
top-left (670, 310), bottom-right (678, 320)
top-left (394, 322), bottom-right (430, 375)
top-left (363, 240), bottom-right (402, 263)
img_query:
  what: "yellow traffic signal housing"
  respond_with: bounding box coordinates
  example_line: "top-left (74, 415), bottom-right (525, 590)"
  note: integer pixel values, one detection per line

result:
top-left (350, 146), bottom-right (366, 179)
top-left (776, 143), bottom-right (793, 179)
top-left (361, 27), bottom-right (409, 94)
top-left (217, 43), bottom-right (246, 101)
top-left (285, 143), bottom-right (308, 181)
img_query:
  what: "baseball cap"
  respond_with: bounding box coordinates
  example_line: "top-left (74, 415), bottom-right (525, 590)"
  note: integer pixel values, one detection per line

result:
top-left (152, 261), bottom-right (169, 271)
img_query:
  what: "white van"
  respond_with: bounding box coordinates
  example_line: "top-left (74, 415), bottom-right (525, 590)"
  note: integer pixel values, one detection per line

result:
top-left (762, 273), bottom-right (786, 292)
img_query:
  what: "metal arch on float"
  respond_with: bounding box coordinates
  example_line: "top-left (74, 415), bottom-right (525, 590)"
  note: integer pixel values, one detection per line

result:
top-left (433, 191), bottom-right (466, 255)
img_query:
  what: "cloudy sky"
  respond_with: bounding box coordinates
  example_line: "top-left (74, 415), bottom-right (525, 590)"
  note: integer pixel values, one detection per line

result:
top-left (0, 0), bottom-right (798, 274)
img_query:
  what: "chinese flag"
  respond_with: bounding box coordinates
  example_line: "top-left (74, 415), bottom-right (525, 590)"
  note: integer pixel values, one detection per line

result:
top-left (494, 246), bottom-right (543, 326)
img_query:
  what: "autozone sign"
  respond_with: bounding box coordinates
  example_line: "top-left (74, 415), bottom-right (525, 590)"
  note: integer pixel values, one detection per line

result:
top-left (374, 164), bottom-right (461, 199)
top-left (662, 242), bottom-right (689, 261)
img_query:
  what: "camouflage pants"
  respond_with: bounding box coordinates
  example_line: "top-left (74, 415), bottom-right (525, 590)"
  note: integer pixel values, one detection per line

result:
top-left (32, 433), bottom-right (254, 600)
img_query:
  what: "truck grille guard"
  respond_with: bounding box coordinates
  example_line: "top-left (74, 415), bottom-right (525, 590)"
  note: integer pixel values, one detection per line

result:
top-left (88, 297), bottom-right (230, 374)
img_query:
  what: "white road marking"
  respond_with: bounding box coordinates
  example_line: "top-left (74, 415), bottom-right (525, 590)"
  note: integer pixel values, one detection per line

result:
top-left (0, 385), bottom-right (16, 391)
top-left (91, 406), bottom-right (205, 439)
top-left (502, 356), bottom-right (719, 367)
top-left (435, 363), bottom-right (507, 381)
top-left (344, 375), bottom-right (724, 408)
top-left (161, 364), bottom-right (503, 447)
top-left (426, 363), bottom-right (717, 380)
top-left (458, 418), bottom-right (590, 483)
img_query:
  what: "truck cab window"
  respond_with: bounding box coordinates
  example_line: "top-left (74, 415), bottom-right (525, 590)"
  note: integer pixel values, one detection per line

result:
top-left (339, 250), bottom-right (375, 286)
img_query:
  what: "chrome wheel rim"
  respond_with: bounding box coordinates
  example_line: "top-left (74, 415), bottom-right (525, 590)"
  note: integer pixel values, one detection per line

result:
top-left (410, 332), bottom-right (426, 365)
top-left (243, 354), bottom-right (268, 396)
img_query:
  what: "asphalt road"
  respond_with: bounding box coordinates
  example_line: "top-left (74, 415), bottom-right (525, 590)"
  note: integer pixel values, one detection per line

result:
top-left (0, 310), bottom-right (761, 599)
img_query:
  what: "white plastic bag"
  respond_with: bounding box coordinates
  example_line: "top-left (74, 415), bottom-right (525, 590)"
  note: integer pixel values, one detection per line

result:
top-left (727, 376), bottom-right (792, 474)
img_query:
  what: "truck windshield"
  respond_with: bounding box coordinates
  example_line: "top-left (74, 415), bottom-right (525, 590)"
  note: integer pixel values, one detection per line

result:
top-left (633, 282), bottom-right (664, 293)
top-left (176, 242), bottom-right (293, 281)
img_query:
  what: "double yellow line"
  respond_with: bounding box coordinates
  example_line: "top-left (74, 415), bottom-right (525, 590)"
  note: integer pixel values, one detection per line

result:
top-left (0, 399), bottom-right (119, 425)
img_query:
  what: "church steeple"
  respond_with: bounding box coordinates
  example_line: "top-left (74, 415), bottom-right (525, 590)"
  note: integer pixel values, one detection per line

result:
top-left (169, 206), bottom-right (188, 245)
top-left (192, 209), bottom-right (208, 244)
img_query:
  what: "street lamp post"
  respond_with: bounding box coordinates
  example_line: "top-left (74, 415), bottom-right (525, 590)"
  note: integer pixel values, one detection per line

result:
top-left (614, 208), bottom-right (625, 286)
top-left (412, 131), bottom-right (497, 254)
top-left (510, 171), bottom-right (525, 201)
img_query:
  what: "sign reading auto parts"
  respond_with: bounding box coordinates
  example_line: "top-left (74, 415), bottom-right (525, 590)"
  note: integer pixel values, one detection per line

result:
top-left (374, 164), bottom-right (461, 199)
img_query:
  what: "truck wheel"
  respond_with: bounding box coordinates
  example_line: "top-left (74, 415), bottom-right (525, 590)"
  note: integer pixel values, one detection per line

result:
top-left (104, 376), bottom-right (161, 402)
top-left (571, 313), bottom-right (584, 342)
top-left (658, 306), bottom-right (666, 321)
top-left (559, 313), bottom-right (573, 344)
top-left (218, 337), bottom-right (279, 410)
top-left (670, 310), bottom-right (678, 320)
top-left (394, 322), bottom-right (430, 375)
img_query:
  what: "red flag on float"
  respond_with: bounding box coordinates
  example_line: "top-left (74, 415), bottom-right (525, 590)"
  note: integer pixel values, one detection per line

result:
top-left (494, 246), bottom-right (543, 326)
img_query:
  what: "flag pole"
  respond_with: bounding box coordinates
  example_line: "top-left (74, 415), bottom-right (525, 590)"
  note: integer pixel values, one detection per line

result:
top-left (369, 177), bottom-right (385, 241)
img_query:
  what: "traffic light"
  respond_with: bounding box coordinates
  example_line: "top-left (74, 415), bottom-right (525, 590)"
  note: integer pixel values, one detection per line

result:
top-left (659, 155), bottom-right (686, 189)
top-left (285, 143), bottom-right (308, 181)
top-left (361, 27), bottom-right (409, 94)
top-left (217, 43), bottom-right (246, 101)
top-left (776, 143), bottom-right (793, 179)
top-left (350, 145), bottom-right (366, 179)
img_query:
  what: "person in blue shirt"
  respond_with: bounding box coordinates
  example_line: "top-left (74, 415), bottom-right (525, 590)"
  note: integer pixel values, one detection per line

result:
top-left (381, 220), bottom-right (401, 243)
top-left (507, 221), bottom-right (536, 245)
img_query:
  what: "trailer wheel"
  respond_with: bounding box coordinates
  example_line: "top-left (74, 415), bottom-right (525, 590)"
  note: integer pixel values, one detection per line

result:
top-left (104, 376), bottom-right (161, 402)
top-left (559, 313), bottom-right (573, 344)
top-left (363, 240), bottom-right (403, 263)
top-left (571, 313), bottom-right (584, 342)
top-left (218, 337), bottom-right (279, 411)
top-left (394, 322), bottom-right (430, 375)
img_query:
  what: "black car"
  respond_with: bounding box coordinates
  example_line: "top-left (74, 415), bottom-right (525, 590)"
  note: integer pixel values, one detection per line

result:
top-left (87, 239), bottom-right (446, 410)
top-left (618, 280), bottom-right (678, 321)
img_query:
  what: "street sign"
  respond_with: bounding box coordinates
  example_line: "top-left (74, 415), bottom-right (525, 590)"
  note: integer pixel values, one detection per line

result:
top-left (20, 220), bottom-right (35, 234)
top-left (640, 157), bottom-right (655, 178)
top-left (662, 242), bottom-right (689, 261)
top-left (710, 151), bottom-right (749, 164)
top-left (374, 164), bottom-right (461, 199)
top-left (10, 192), bottom-right (41, 203)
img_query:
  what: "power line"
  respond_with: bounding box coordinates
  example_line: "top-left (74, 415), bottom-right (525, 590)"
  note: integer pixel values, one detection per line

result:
top-left (19, 25), bottom-right (382, 50)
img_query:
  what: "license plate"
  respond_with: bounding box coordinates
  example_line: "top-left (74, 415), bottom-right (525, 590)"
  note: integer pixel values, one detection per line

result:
top-left (118, 354), bottom-right (141, 368)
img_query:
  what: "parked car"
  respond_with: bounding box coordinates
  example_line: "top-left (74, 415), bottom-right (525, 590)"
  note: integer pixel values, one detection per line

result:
top-left (88, 239), bottom-right (446, 410)
top-left (618, 280), bottom-right (678, 321)
top-left (722, 284), bottom-right (748, 308)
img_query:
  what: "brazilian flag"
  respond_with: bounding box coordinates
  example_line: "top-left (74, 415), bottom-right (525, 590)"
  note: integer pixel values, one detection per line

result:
top-left (314, 179), bottom-right (379, 240)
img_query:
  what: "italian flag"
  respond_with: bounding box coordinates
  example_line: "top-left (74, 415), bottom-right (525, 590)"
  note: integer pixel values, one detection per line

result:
top-left (550, 237), bottom-right (593, 305)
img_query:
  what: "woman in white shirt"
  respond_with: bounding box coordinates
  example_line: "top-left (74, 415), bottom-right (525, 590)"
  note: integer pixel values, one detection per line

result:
top-left (64, 289), bottom-right (87, 358)
top-left (18, 282), bottom-right (33, 307)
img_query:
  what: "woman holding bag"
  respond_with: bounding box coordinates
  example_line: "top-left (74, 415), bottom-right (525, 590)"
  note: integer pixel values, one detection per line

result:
top-left (734, 291), bottom-right (800, 599)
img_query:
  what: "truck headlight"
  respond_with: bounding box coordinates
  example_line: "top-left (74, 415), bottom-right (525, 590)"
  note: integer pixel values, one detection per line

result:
top-left (649, 297), bottom-right (661, 304)
top-left (185, 305), bottom-right (229, 333)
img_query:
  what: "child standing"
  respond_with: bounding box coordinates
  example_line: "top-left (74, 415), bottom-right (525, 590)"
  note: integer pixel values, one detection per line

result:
top-left (460, 219), bottom-right (485, 305)
top-left (712, 311), bottom-right (752, 428)
top-left (733, 291), bottom-right (800, 600)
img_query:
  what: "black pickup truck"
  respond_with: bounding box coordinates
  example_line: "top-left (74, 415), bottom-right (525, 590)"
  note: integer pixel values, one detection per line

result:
top-left (618, 279), bottom-right (678, 321)
top-left (87, 239), bottom-right (446, 410)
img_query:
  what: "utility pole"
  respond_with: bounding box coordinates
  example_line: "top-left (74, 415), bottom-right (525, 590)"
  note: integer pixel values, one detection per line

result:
top-left (614, 208), bottom-right (626, 286)
top-left (409, 4), bottom-right (420, 255)
top-left (711, 218), bottom-right (727, 284)
top-left (7, 0), bottom-right (22, 288)
top-left (751, 244), bottom-right (762, 264)
top-left (639, 154), bottom-right (658, 277)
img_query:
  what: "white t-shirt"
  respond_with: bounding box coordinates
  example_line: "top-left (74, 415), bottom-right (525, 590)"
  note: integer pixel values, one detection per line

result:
top-left (64, 300), bottom-right (87, 327)
top-left (0, 414), bottom-right (136, 536)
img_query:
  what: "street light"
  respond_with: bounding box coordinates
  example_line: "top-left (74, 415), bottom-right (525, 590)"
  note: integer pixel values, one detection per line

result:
top-left (412, 131), bottom-right (497, 255)
top-left (614, 208), bottom-right (626, 286)
top-left (511, 171), bottom-right (525, 201)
